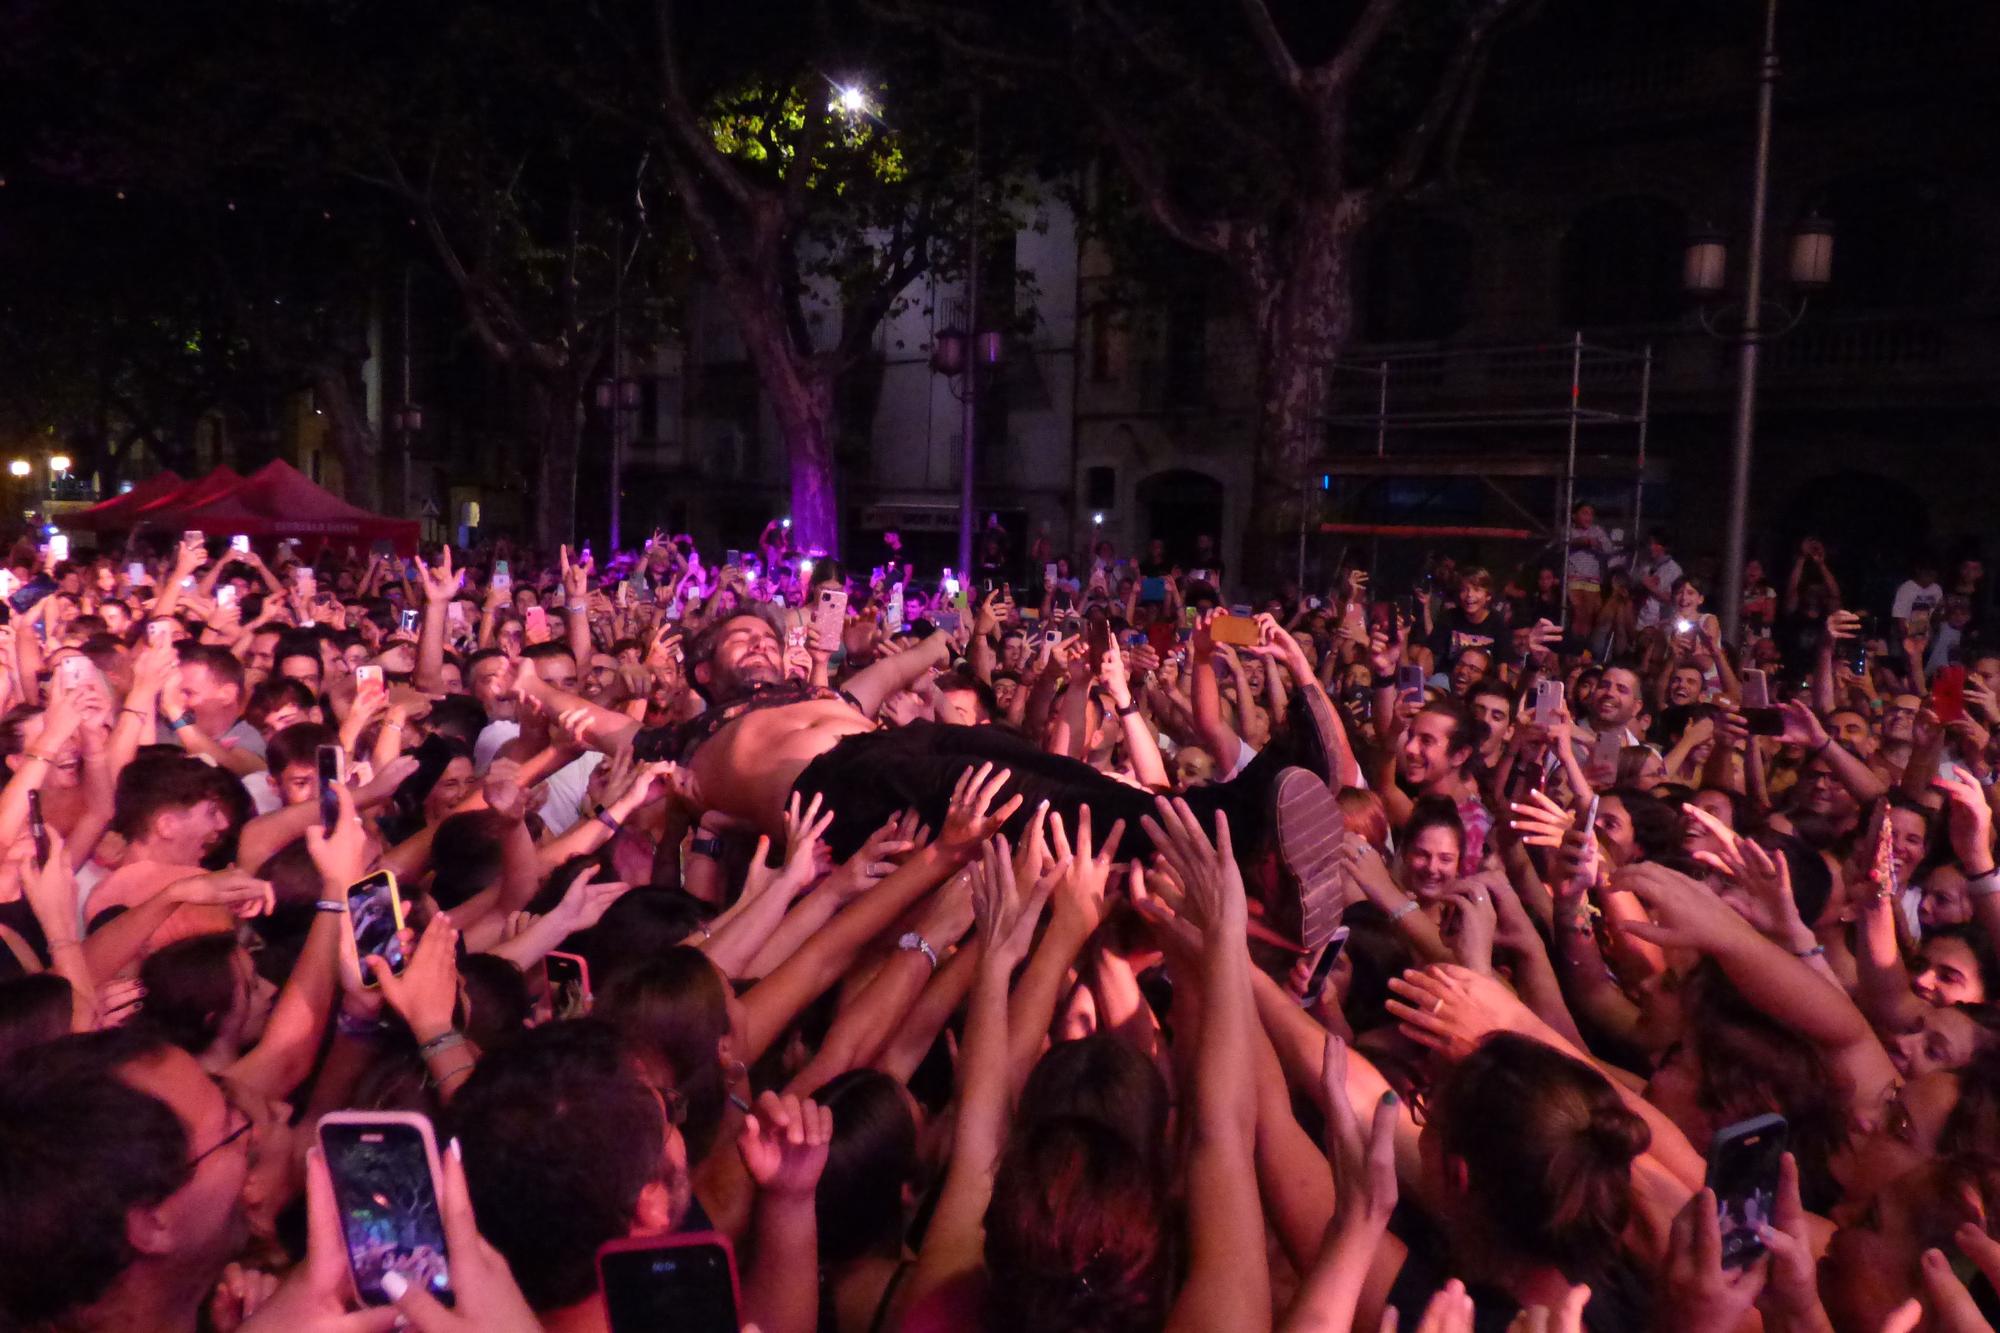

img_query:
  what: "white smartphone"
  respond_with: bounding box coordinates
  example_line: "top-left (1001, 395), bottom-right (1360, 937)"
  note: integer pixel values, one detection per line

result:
top-left (47, 533), bottom-right (69, 563)
top-left (1533, 678), bottom-right (1565, 728)
top-left (355, 664), bottom-right (385, 690)
top-left (216, 585), bottom-right (238, 609)
top-left (1741, 668), bottom-right (1771, 709)
top-left (57, 654), bottom-right (95, 692)
top-left (230, 534), bottom-right (250, 555)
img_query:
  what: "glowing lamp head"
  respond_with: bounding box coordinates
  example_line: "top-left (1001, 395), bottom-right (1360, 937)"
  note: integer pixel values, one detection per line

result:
top-left (48, 455), bottom-right (71, 473)
top-left (837, 86), bottom-right (868, 115)
top-left (8, 460), bottom-right (29, 478)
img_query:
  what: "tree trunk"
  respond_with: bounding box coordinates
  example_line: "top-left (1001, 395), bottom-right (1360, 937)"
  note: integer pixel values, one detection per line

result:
top-left (526, 373), bottom-right (582, 550)
top-left (1240, 200), bottom-right (1364, 588)
top-left (312, 367), bottom-right (382, 511)
top-left (770, 373), bottom-right (840, 558)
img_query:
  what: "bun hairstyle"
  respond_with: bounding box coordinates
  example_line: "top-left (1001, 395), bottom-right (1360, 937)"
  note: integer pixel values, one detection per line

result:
top-left (1433, 1033), bottom-right (1650, 1280)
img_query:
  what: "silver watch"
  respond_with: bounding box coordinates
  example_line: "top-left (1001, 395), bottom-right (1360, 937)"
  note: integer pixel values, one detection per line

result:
top-left (897, 931), bottom-right (940, 970)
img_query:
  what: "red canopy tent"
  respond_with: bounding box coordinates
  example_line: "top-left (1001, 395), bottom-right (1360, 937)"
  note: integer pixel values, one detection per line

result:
top-left (125, 466), bottom-right (247, 527)
top-left (171, 461), bottom-right (419, 555)
top-left (64, 471), bottom-right (186, 531)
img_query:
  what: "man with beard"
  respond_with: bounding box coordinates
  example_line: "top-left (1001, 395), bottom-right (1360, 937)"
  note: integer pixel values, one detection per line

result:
top-left (518, 608), bottom-right (1352, 948)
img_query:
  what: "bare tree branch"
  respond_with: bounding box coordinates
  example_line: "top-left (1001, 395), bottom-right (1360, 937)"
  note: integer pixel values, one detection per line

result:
top-left (1237, 0), bottom-right (1302, 92)
top-left (1091, 110), bottom-right (1228, 256)
top-left (651, 0), bottom-right (758, 211)
top-left (1380, 2), bottom-right (1516, 195)
top-left (1313, 0), bottom-right (1402, 95)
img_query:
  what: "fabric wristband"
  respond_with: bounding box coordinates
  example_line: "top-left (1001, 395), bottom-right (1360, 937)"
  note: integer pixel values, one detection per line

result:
top-left (1967, 870), bottom-right (2000, 900)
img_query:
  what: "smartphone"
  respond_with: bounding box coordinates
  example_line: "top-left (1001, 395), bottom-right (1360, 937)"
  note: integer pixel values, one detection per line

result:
top-left (1846, 612), bottom-right (1874, 677)
top-left (317, 1112), bottom-right (454, 1307)
top-left (1932, 664), bottom-right (1968, 725)
top-left (47, 533), bottom-right (69, 564)
top-left (1396, 664), bottom-right (1427, 708)
top-left (230, 534), bottom-right (250, 555)
top-left (349, 869), bottom-right (407, 981)
top-left (598, 1232), bottom-right (741, 1333)
top-left (1590, 728), bottom-right (1624, 774)
top-left (1741, 669), bottom-right (1770, 709)
top-left (617, 580), bottom-right (633, 608)
top-left (294, 567), bottom-right (316, 596)
top-left (317, 744), bottom-right (346, 832)
top-left (1302, 925), bottom-right (1351, 1002)
top-left (1707, 1113), bottom-right (1787, 1269)
top-left (1733, 705), bottom-right (1781, 737)
top-left (445, 601), bottom-right (469, 635)
top-left (814, 587), bottom-right (848, 645)
top-left (1086, 617), bottom-right (1112, 673)
top-left (544, 951), bottom-right (592, 1018)
top-left (1673, 617), bottom-right (1694, 636)
top-left (399, 608), bottom-right (419, 633)
top-left (491, 560), bottom-right (511, 592)
top-left (147, 619), bottom-right (176, 648)
top-left (27, 789), bottom-right (48, 865)
top-left (1525, 678), bottom-right (1561, 728)
top-left (1211, 613), bottom-right (1261, 647)
top-left (884, 585), bottom-right (905, 634)
top-left (126, 561), bottom-right (148, 585)
top-left (1139, 576), bottom-right (1167, 603)
top-left (724, 549), bottom-right (741, 569)
top-left (184, 529), bottom-right (204, 549)
top-left (57, 653), bottom-right (95, 693)
top-left (1043, 628), bottom-right (1063, 648)
top-left (524, 606), bottom-right (549, 639)
top-left (1044, 563), bottom-right (1059, 586)
top-left (355, 664), bottom-right (385, 691)
top-left (215, 584), bottom-right (237, 609)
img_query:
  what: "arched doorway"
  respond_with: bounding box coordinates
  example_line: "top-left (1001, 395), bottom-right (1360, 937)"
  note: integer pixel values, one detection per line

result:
top-left (1137, 469), bottom-right (1224, 567)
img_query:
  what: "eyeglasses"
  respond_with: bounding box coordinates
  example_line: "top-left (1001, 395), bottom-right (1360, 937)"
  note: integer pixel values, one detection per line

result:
top-left (645, 1081), bottom-right (689, 1130)
top-left (187, 1088), bottom-right (254, 1169)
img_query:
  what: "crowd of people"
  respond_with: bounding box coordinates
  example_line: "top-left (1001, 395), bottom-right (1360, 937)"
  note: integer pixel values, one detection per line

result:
top-left (1, 510), bottom-right (1999, 1333)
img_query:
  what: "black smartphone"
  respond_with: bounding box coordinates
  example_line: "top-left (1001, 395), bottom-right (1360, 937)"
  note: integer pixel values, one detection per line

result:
top-left (317, 1113), bottom-right (454, 1307)
top-left (598, 1232), bottom-right (741, 1333)
top-left (1396, 664), bottom-right (1426, 707)
top-left (544, 951), bottom-right (592, 1018)
top-left (317, 744), bottom-right (345, 834)
top-left (27, 789), bottom-right (48, 865)
top-left (1741, 708), bottom-right (1785, 736)
top-left (1707, 1113), bottom-right (1787, 1269)
top-left (349, 870), bottom-right (408, 982)
top-left (1303, 926), bottom-right (1351, 1000)
top-left (1846, 613), bottom-right (1874, 677)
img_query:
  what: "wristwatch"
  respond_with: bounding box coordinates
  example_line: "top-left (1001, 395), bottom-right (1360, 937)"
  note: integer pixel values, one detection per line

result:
top-left (689, 833), bottom-right (725, 860)
top-left (897, 931), bottom-right (940, 971)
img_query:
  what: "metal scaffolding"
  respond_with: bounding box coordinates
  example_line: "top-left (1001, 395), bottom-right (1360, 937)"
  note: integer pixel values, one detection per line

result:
top-left (1302, 333), bottom-right (1655, 617)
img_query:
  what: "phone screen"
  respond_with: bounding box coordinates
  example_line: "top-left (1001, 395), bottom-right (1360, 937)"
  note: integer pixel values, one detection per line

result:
top-left (400, 608), bottom-right (420, 632)
top-left (349, 871), bottom-right (407, 978)
top-left (320, 1119), bottom-right (454, 1306)
top-left (317, 745), bottom-right (345, 833)
top-left (600, 1236), bottom-right (739, 1333)
top-left (1708, 1115), bottom-right (1787, 1269)
top-left (1304, 926), bottom-right (1351, 999)
top-left (545, 952), bottom-right (591, 1018)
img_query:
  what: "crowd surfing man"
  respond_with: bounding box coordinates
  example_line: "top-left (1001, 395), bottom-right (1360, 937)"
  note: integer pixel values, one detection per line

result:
top-left (2, 525), bottom-right (2000, 1332)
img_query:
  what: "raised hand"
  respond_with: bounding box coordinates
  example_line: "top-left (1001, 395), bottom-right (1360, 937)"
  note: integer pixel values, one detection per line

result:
top-left (971, 834), bottom-right (1052, 973)
top-left (1508, 788), bottom-right (1576, 850)
top-left (1935, 765), bottom-right (1998, 876)
top-left (549, 864), bottom-right (634, 934)
top-left (305, 784), bottom-right (370, 889)
top-left (1385, 963), bottom-right (1550, 1062)
top-left (369, 914), bottom-right (461, 1045)
top-left (419, 547), bottom-right (461, 605)
top-left (1655, 1188), bottom-right (1766, 1333)
top-left (1685, 805), bottom-right (1805, 940)
top-left (1320, 1032), bottom-right (1399, 1243)
top-left (1612, 861), bottom-right (1754, 954)
top-left (736, 1090), bottom-right (834, 1199)
top-left (936, 762), bottom-right (1022, 861)
top-left (1139, 798), bottom-right (1246, 939)
top-left (1051, 804), bottom-right (1124, 938)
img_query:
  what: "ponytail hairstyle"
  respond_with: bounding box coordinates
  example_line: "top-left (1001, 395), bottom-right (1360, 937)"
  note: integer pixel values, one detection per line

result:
top-left (1433, 1033), bottom-right (1650, 1280)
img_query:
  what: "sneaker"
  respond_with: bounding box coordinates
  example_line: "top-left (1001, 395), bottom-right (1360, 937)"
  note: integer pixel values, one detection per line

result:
top-left (1269, 767), bottom-right (1349, 950)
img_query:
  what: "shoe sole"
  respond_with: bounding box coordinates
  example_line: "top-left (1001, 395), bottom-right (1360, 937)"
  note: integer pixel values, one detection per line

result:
top-left (1273, 767), bottom-right (1349, 951)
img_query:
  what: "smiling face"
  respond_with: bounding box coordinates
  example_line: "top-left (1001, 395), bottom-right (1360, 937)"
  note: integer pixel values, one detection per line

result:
top-left (1912, 934), bottom-right (1985, 1008)
top-left (1398, 711), bottom-right (1467, 789)
top-left (1400, 823), bottom-right (1462, 901)
top-left (1592, 668), bottom-right (1642, 729)
top-left (701, 615), bottom-right (784, 698)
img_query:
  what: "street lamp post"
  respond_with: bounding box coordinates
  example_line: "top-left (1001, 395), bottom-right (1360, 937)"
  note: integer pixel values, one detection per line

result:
top-left (1687, 0), bottom-right (1834, 644)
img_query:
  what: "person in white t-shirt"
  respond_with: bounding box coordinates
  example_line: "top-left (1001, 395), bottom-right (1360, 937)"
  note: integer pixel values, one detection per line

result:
top-left (1631, 529), bottom-right (1682, 631)
top-left (1891, 556), bottom-right (1945, 638)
